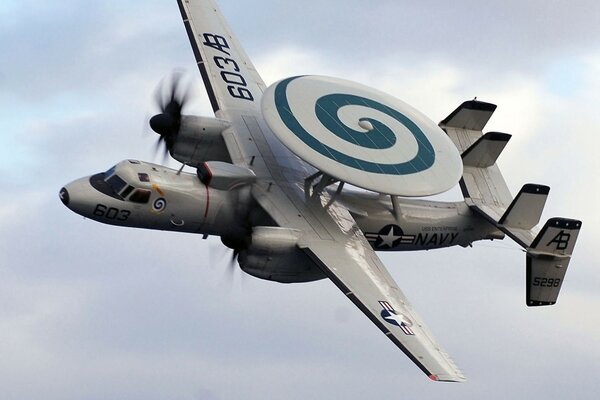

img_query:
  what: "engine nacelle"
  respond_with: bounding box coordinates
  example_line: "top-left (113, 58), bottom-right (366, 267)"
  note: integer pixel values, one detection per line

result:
top-left (238, 227), bottom-right (326, 283)
top-left (170, 115), bottom-right (231, 166)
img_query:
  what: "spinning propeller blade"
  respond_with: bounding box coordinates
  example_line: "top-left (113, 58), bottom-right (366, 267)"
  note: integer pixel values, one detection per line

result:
top-left (149, 71), bottom-right (193, 158)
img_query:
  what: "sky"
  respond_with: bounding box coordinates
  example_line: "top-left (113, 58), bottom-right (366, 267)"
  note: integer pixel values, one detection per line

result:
top-left (1, 0), bottom-right (599, 399)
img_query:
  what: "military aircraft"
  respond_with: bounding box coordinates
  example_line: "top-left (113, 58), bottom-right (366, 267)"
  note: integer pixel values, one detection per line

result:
top-left (59, 0), bottom-right (581, 382)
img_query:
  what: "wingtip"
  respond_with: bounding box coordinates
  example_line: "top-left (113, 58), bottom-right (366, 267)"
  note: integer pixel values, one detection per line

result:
top-left (429, 373), bottom-right (467, 383)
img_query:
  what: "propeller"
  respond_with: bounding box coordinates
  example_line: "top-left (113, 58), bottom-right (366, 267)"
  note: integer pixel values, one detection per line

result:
top-left (149, 71), bottom-right (192, 158)
top-left (208, 241), bottom-right (244, 291)
top-left (225, 249), bottom-right (239, 282)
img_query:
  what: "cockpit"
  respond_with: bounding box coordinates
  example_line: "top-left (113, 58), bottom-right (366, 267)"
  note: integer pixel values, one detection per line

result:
top-left (89, 161), bottom-right (152, 204)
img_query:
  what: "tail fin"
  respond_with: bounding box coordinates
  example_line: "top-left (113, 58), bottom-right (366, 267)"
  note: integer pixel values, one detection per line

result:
top-left (439, 100), bottom-right (497, 132)
top-left (457, 133), bottom-right (514, 223)
top-left (500, 184), bottom-right (550, 230)
top-left (458, 132), bottom-right (514, 225)
top-left (441, 100), bottom-right (582, 307)
top-left (526, 218), bottom-right (582, 306)
top-left (462, 132), bottom-right (511, 168)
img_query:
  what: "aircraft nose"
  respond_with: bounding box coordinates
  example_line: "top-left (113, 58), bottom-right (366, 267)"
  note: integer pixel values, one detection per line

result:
top-left (59, 177), bottom-right (94, 214)
top-left (59, 187), bottom-right (70, 206)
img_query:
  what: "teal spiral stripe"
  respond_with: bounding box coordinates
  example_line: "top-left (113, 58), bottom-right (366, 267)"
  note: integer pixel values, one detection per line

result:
top-left (316, 94), bottom-right (397, 149)
top-left (274, 77), bottom-right (435, 175)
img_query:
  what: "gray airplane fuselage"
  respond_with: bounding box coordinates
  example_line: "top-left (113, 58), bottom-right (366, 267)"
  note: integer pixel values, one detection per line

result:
top-left (61, 159), bottom-right (501, 255)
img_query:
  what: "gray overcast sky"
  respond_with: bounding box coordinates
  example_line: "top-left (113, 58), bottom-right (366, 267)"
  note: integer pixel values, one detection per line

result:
top-left (1, 1), bottom-right (599, 399)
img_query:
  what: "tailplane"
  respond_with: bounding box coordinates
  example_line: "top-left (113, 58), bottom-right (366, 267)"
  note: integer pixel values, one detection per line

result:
top-left (440, 100), bottom-right (582, 306)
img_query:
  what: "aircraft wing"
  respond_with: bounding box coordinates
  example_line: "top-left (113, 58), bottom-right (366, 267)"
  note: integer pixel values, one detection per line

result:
top-left (177, 0), bottom-right (266, 115)
top-left (299, 208), bottom-right (466, 382)
top-left (178, 0), bottom-right (465, 382)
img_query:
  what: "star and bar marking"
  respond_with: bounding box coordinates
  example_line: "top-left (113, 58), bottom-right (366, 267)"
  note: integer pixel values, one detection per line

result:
top-left (379, 301), bottom-right (415, 336)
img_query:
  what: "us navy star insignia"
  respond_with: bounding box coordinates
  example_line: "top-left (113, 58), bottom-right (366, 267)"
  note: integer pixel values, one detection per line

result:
top-left (379, 301), bottom-right (415, 335)
top-left (370, 224), bottom-right (405, 249)
top-left (379, 225), bottom-right (401, 248)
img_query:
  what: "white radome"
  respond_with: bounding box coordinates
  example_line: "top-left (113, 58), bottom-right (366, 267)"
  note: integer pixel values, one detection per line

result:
top-left (261, 75), bottom-right (463, 197)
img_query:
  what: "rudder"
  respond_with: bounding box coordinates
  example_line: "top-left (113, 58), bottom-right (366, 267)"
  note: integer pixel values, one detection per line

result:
top-left (526, 218), bottom-right (582, 306)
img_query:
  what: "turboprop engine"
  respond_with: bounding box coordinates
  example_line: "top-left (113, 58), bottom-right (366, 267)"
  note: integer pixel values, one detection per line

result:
top-left (168, 115), bottom-right (231, 166)
top-left (149, 72), bottom-right (231, 166)
top-left (236, 227), bottom-right (326, 283)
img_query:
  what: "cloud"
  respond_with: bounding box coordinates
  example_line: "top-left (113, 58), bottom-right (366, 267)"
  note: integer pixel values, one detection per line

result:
top-left (2, 1), bottom-right (599, 399)
top-left (229, 0), bottom-right (600, 74)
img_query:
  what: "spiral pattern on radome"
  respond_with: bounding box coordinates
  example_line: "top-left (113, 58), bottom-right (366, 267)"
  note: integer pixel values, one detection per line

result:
top-left (261, 75), bottom-right (463, 197)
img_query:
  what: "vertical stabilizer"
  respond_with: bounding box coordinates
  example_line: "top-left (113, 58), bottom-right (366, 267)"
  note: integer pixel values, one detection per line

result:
top-left (526, 218), bottom-right (582, 306)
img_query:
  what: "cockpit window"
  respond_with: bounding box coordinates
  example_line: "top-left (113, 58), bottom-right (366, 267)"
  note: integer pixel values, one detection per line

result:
top-left (105, 165), bottom-right (116, 178)
top-left (129, 189), bottom-right (151, 204)
top-left (90, 166), bottom-right (133, 201)
top-left (91, 165), bottom-right (153, 201)
top-left (106, 174), bottom-right (127, 194)
top-left (121, 185), bottom-right (134, 198)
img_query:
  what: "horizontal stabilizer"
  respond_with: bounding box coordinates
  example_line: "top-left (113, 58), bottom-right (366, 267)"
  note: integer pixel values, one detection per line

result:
top-left (499, 184), bottom-right (550, 230)
top-left (439, 100), bottom-right (497, 131)
top-left (461, 132), bottom-right (511, 168)
top-left (526, 218), bottom-right (582, 306)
